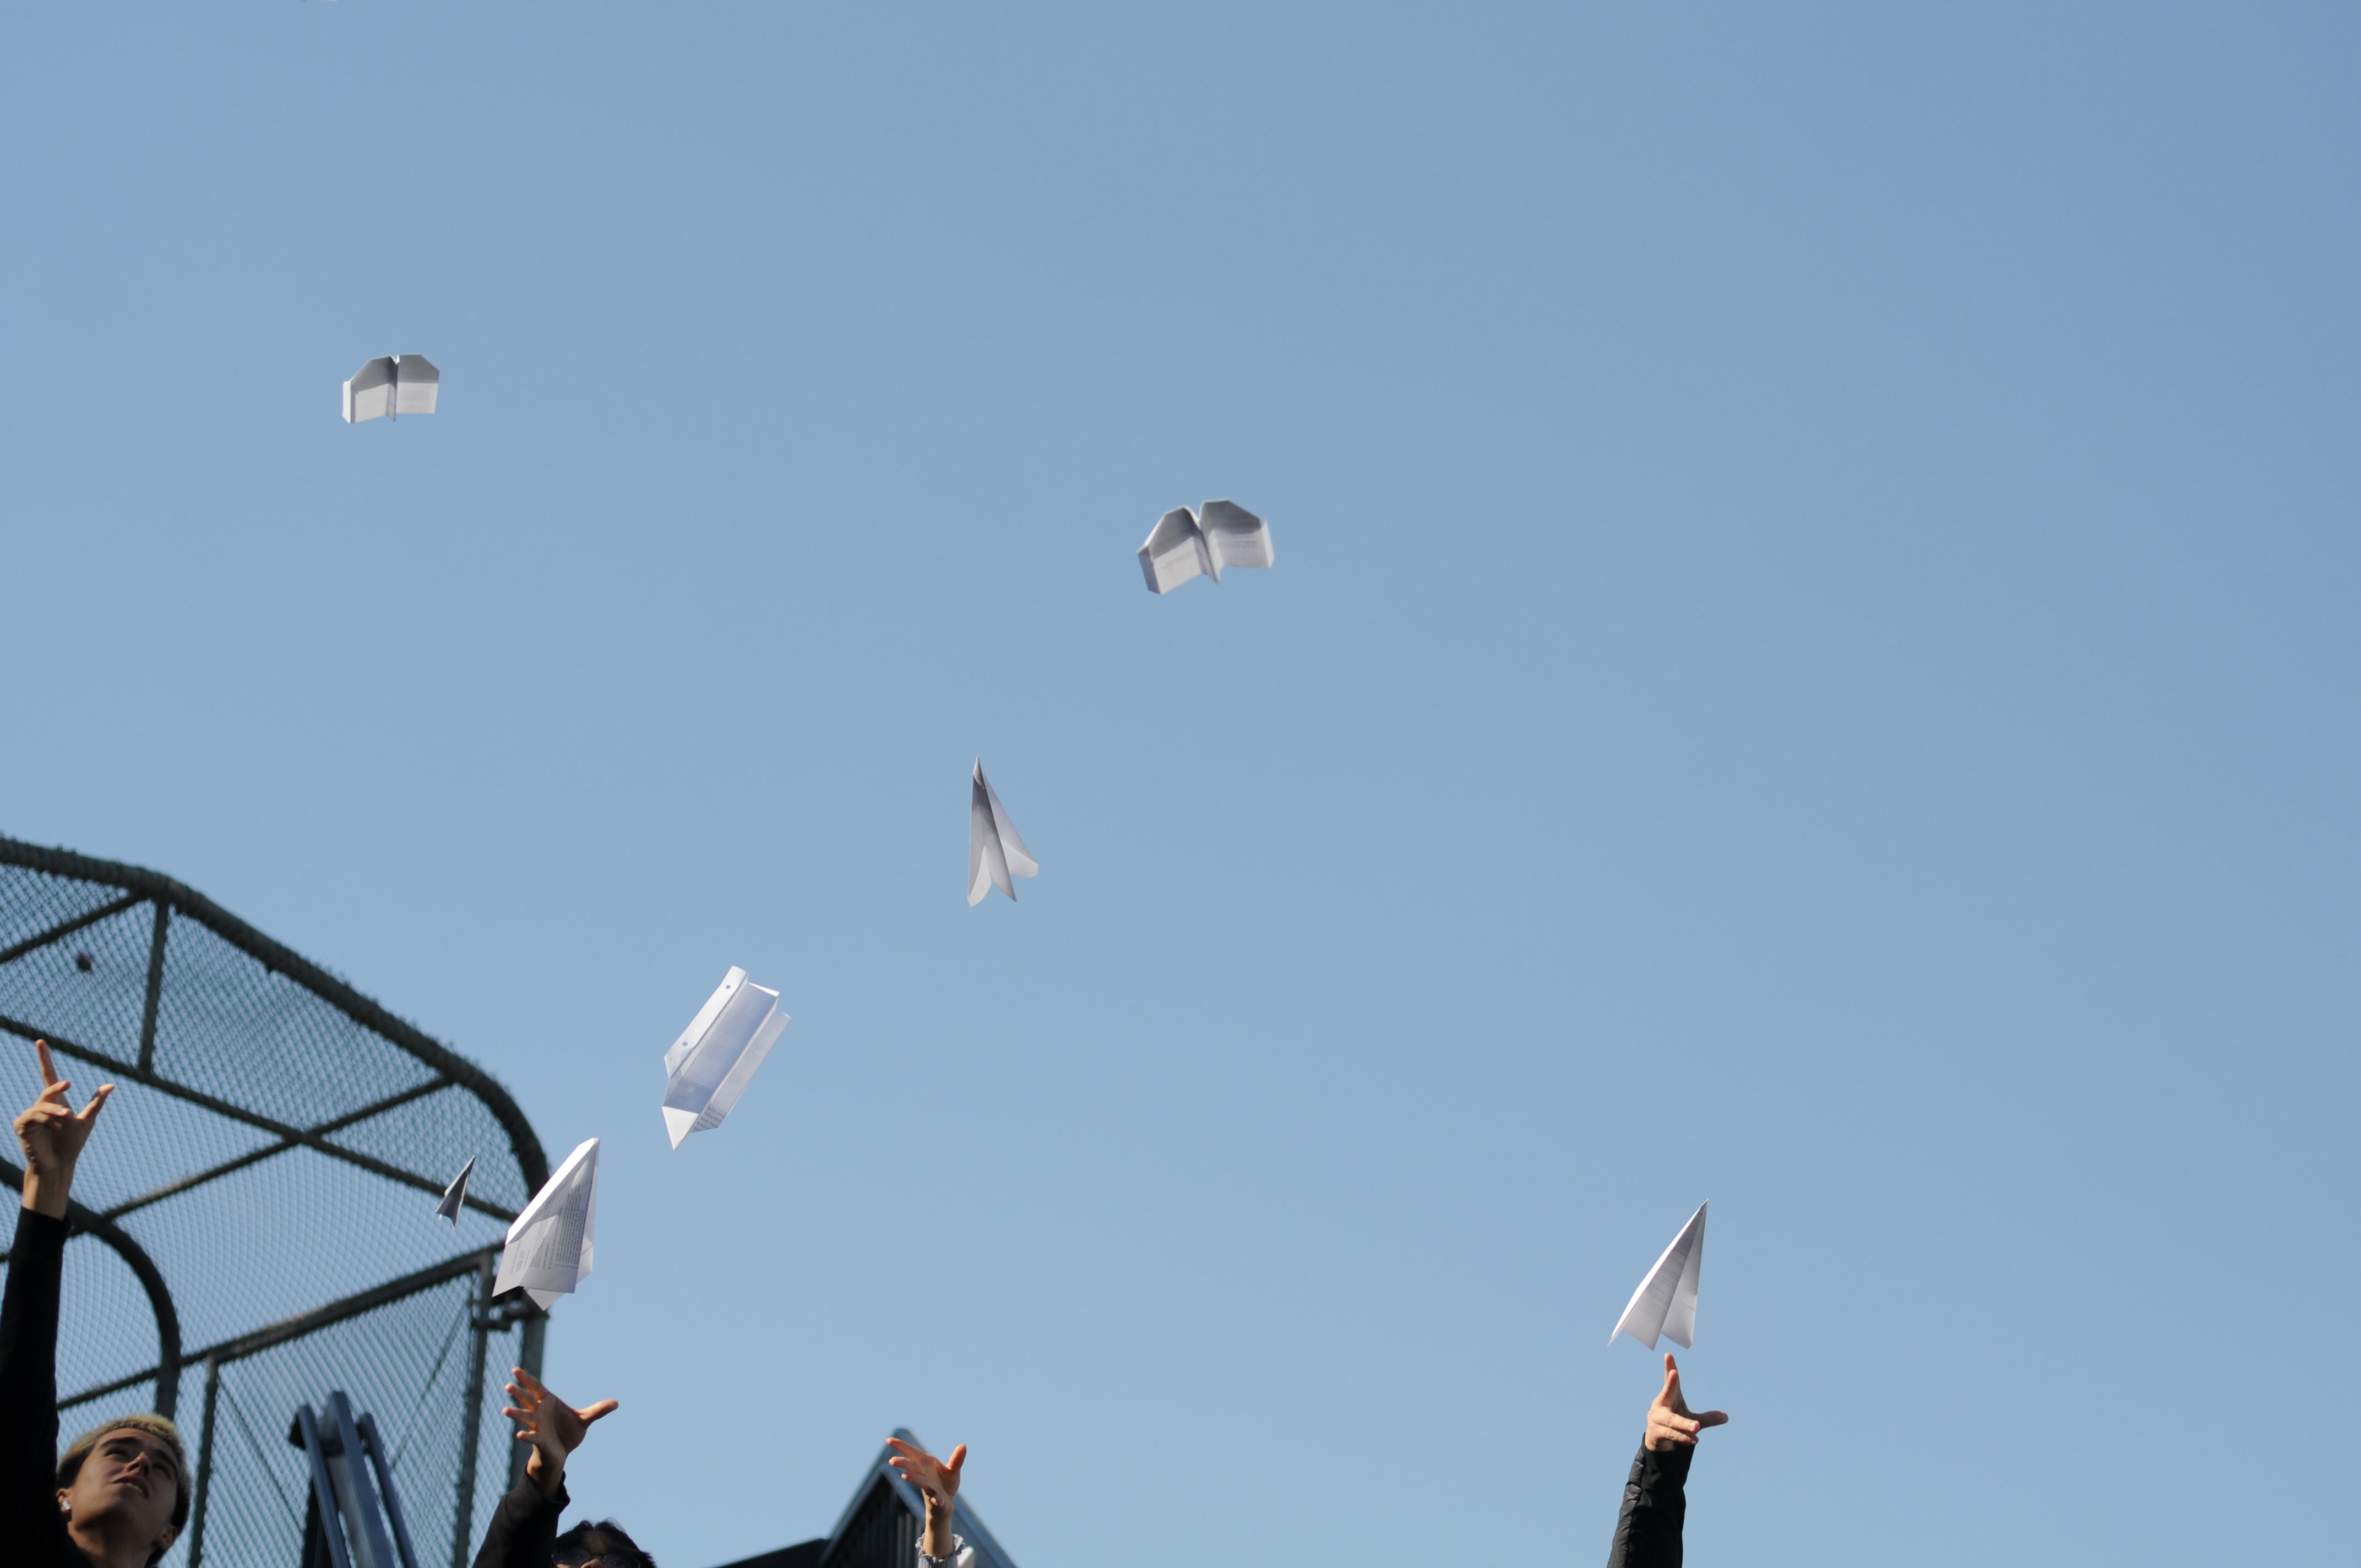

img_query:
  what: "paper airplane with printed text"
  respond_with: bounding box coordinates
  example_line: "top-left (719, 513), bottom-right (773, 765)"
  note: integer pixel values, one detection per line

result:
top-left (494, 1138), bottom-right (597, 1309)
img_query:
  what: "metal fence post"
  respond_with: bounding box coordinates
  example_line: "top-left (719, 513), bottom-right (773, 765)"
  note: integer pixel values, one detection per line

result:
top-left (450, 1255), bottom-right (496, 1568)
top-left (187, 1355), bottom-right (221, 1568)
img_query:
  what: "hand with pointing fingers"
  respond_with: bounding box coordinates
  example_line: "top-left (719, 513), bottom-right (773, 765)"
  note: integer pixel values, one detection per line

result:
top-left (501, 1366), bottom-right (619, 1498)
top-left (1643, 1353), bottom-right (1728, 1451)
top-left (14, 1039), bottom-right (113, 1219)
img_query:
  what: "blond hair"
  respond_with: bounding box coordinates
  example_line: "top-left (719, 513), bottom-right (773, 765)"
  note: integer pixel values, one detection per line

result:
top-left (58, 1413), bottom-right (191, 1564)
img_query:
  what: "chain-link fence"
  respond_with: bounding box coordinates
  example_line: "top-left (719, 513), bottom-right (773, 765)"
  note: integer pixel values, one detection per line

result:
top-left (0, 836), bottom-right (551, 1568)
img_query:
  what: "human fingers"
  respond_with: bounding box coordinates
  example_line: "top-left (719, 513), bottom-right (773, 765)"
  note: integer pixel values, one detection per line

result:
top-left (74, 1084), bottom-right (113, 1126)
top-left (945, 1445), bottom-right (966, 1477)
top-left (34, 1041), bottom-right (61, 1091)
top-left (514, 1367), bottom-right (550, 1398)
top-left (576, 1400), bottom-right (619, 1425)
top-left (1694, 1411), bottom-right (1729, 1429)
top-left (885, 1438), bottom-right (921, 1460)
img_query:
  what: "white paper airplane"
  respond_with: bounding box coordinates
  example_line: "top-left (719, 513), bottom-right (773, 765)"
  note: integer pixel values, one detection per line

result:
top-left (662, 967), bottom-right (790, 1150)
top-left (342, 354), bottom-right (439, 423)
top-left (493, 1138), bottom-right (598, 1309)
top-left (1137, 500), bottom-right (1274, 594)
top-left (434, 1156), bottom-right (474, 1225)
top-left (1609, 1201), bottom-right (1707, 1349)
top-left (967, 760), bottom-right (1038, 905)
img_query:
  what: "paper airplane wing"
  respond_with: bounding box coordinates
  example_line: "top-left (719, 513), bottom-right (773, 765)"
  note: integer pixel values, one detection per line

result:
top-left (391, 354), bottom-right (439, 416)
top-left (692, 1004), bottom-right (788, 1136)
top-left (663, 972), bottom-right (779, 1148)
top-left (1609, 1202), bottom-right (1707, 1349)
top-left (344, 357), bottom-right (395, 423)
top-left (1138, 507), bottom-right (1208, 594)
top-left (1199, 500), bottom-right (1272, 575)
top-left (436, 1156), bottom-right (475, 1224)
top-left (1661, 1205), bottom-right (1706, 1349)
top-left (664, 967), bottom-right (747, 1080)
top-left (494, 1138), bottom-right (599, 1306)
top-left (981, 767), bottom-right (1037, 880)
top-left (970, 762), bottom-right (1014, 904)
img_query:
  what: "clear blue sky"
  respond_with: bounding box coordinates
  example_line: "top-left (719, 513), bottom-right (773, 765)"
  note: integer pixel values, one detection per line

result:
top-left (4, 4), bottom-right (2355, 1565)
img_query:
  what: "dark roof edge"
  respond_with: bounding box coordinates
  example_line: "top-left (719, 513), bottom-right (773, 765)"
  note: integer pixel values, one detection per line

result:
top-left (0, 836), bottom-right (550, 1194)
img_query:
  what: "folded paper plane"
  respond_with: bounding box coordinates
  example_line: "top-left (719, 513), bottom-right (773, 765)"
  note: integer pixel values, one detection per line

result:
top-left (1137, 500), bottom-right (1274, 594)
top-left (662, 967), bottom-right (790, 1150)
top-left (493, 1138), bottom-right (597, 1309)
top-left (968, 760), bottom-right (1038, 905)
top-left (436, 1156), bottom-right (475, 1225)
top-left (342, 354), bottom-right (439, 423)
top-left (1610, 1201), bottom-right (1706, 1349)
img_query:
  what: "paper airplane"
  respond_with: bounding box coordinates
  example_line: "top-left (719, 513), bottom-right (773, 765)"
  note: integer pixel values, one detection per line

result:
top-left (342, 354), bottom-right (439, 423)
top-left (662, 967), bottom-right (790, 1150)
top-left (1609, 1201), bottom-right (1707, 1349)
top-left (435, 1156), bottom-right (475, 1224)
top-left (1137, 500), bottom-right (1274, 594)
top-left (493, 1139), bottom-right (597, 1309)
top-left (967, 760), bottom-right (1037, 905)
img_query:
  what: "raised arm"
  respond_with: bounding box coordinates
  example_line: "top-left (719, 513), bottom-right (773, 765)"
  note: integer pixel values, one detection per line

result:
top-left (2, 1042), bottom-right (113, 1563)
top-left (470, 1367), bottom-right (617, 1568)
top-left (1606, 1354), bottom-right (1727, 1568)
top-left (886, 1437), bottom-right (969, 1564)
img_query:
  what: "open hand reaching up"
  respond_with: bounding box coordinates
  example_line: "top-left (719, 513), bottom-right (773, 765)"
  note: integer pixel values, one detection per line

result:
top-left (14, 1040), bottom-right (113, 1218)
top-left (1643, 1353), bottom-right (1729, 1451)
top-left (502, 1366), bottom-right (618, 1496)
top-left (886, 1437), bottom-right (967, 1558)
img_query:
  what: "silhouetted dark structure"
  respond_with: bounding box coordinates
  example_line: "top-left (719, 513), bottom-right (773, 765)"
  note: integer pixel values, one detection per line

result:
top-left (710, 1430), bottom-right (1020, 1568)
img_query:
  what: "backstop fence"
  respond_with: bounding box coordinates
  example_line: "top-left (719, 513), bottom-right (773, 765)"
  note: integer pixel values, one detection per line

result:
top-left (0, 836), bottom-right (550, 1568)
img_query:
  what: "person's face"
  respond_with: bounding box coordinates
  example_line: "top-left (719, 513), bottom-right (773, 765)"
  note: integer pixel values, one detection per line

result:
top-left (58, 1428), bottom-right (182, 1553)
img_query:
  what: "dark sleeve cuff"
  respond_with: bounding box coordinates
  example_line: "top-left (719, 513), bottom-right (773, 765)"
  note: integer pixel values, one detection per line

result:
top-left (1634, 1441), bottom-right (1693, 1492)
top-left (9, 1207), bottom-right (69, 1254)
top-left (1605, 1442), bottom-right (1693, 1568)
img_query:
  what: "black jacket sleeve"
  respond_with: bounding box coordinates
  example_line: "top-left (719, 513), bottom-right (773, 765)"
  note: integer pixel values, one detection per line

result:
top-left (1604, 1441), bottom-right (1691, 1568)
top-left (0, 1207), bottom-right (79, 1567)
top-left (472, 1474), bottom-right (569, 1568)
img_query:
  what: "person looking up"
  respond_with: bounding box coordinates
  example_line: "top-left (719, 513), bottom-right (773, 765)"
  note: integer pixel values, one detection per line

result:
top-left (1605, 1353), bottom-right (1728, 1568)
top-left (1, 1039), bottom-right (192, 1568)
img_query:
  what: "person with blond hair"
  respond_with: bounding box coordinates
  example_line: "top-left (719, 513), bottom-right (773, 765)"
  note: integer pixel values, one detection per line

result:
top-left (1, 1040), bottom-right (190, 1568)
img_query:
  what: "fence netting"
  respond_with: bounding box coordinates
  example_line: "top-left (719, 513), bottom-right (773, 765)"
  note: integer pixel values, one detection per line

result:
top-left (0, 837), bottom-right (550, 1568)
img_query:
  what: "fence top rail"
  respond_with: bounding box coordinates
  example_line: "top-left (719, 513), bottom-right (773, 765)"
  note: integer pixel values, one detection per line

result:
top-left (0, 836), bottom-right (549, 1199)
